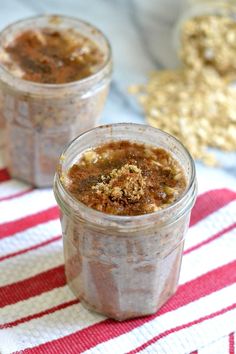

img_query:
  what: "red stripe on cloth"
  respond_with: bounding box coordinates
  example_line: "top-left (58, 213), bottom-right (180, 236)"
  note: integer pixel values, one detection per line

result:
top-left (0, 235), bottom-right (61, 262)
top-left (0, 265), bottom-right (65, 307)
top-left (0, 168), bottom-right (10, 182)
top-left (0, 188), bottom-right (33, 202)
top-left (184, 222), bottom-right (236, 255)
top-left (190, 188), bottom-right (236, 226)
top-left (127, 303), bottom-right (236, 354)
top-left (160, 260), bottom-right (236, 313)
top-left (0, 206), bottom-right (59, 239)
top-left (229, 333), bottom-right (235, 354)
top-left (21, 260), bottom-right (236, 354)
top-left (0, 299), bottom-right (79, 329)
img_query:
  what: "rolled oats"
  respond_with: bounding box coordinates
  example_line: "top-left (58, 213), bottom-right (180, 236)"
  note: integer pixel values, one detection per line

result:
top-left (130, 14), bottom-right (236, 165)
top-left (180, 15), bottom-right (236, 81)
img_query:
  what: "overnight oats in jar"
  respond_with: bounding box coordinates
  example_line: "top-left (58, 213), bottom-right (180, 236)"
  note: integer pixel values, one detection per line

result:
top-left (54, 123), bottom-right (197, 321)
top-left (0, 15), bottom-right (112, 186)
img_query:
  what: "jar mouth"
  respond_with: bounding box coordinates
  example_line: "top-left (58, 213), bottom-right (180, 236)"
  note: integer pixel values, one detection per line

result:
top-left (54, 123), bottom-right (197, 229)
top-left (0, 14), bottom-right (112, 94)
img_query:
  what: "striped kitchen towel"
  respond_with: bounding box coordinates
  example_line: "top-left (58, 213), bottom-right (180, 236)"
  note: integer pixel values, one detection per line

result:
top-left (0, 167), bottom-right (235, 354)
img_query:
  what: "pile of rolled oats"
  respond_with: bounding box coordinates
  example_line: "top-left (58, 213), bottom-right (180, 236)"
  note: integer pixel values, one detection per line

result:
top-left (129, 14), bottom-right (236, 165)
top-left (180, 15), bottom-right (236, 81)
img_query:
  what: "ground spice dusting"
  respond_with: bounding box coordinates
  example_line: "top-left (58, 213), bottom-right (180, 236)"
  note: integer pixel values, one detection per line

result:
top-left (65, 141), bottom-right (186, 216)
top-left (2, 28), bottom-right (104, 84)
top-left (129, 14), bottom-right (236, 166)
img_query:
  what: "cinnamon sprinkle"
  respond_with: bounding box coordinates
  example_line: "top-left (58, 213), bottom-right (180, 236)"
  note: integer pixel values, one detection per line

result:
top-left (64, 141), bottom-right (187, 216)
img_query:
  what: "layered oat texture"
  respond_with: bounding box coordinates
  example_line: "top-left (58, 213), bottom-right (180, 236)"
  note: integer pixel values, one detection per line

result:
top-left (54, 124), bottom-right (197, 321)
top-left (62, 206), bottom-right (190, 320)
top-left (0, 16), bottom-right (112, 186)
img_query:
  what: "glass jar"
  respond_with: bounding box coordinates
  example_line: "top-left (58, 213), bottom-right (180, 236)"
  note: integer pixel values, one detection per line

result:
top-left (0, 15), bottom-right (112, 187)
top-left (173, 0), bottom-right (236, 77)
top-left (54, 123), bottom-right (197, 321)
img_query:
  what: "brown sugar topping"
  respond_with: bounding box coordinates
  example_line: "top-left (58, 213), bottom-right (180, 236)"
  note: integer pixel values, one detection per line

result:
top-left (64, 141), bottom-right (187, 216)
top-left (3, 28), bottom-right (104, 84)
top-left (92, 164), bottom-right (146, 203)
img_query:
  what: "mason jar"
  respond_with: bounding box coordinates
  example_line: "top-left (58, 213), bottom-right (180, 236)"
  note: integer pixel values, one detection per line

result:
top-left (0, 15), bottom-right (112, 187)
top-left (54, 123), bottom-right (197, 321)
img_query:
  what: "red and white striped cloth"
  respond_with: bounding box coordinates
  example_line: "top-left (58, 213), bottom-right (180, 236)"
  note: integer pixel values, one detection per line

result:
top-left (0, 166), bottom-right (236, 354)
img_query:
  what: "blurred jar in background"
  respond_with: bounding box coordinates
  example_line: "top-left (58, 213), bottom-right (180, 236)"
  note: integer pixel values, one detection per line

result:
top-left (0, 15), bottom-right (112, 187)
top-left (174, 0), bottom-right (236, 81)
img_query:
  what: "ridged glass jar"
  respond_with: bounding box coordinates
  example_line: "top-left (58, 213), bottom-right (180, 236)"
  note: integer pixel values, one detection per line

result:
top-left (54, 123), bottom-right (197, 321)
top-left (0, 15), bottom-right (112, 186)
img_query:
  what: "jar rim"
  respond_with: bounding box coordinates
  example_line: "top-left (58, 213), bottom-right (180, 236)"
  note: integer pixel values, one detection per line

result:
top-left (54, 123), bottom-right (197, 229)
top-left (0, 14), bottom-right (112, 94)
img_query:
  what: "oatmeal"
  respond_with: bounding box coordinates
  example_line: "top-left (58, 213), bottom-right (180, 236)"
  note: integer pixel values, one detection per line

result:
top-left (65, 141), bottom-right (186, 215)
top-left (0, 15), bottom-right (112, 186)
top-left (2, 28), bottom-right (104, 83)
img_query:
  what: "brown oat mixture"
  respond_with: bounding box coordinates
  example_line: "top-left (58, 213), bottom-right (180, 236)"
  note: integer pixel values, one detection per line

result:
top-left (3, 28), bottom-right (104, 83)
top-left (64, 141), bottom-right (186, 216)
